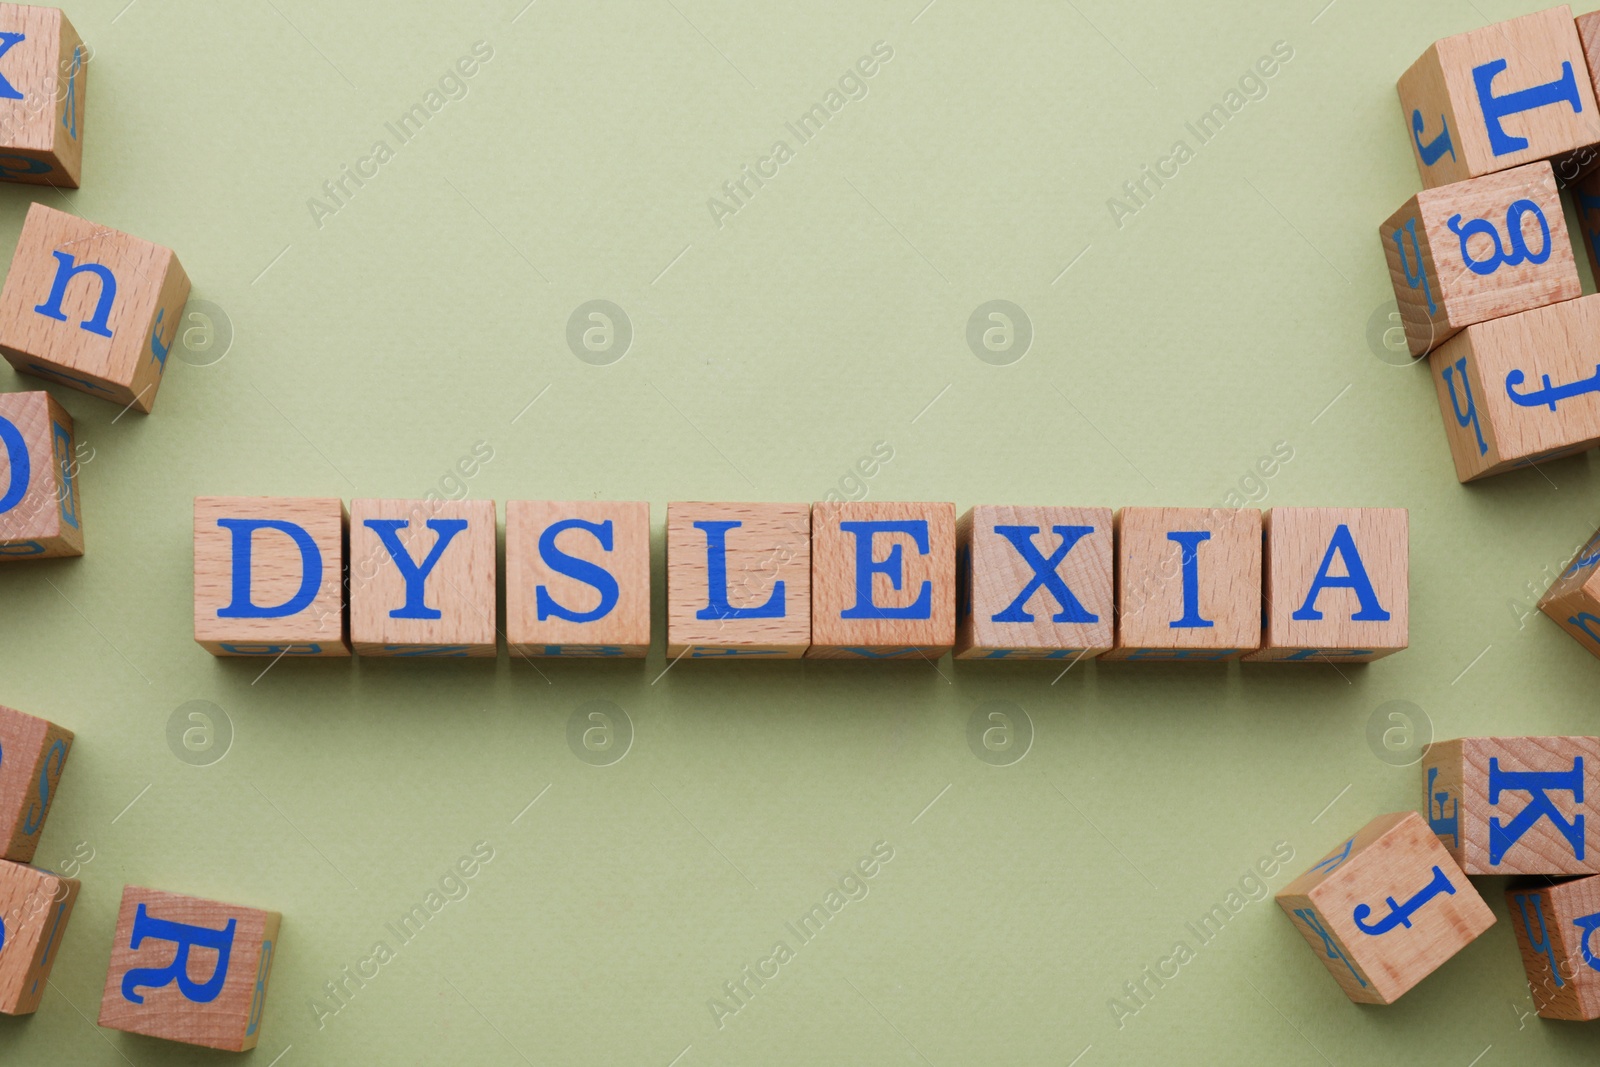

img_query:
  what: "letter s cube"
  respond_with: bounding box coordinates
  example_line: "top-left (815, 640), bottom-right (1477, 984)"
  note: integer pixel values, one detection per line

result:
top-left (0, 389), bottom-right (81, 560)
top-left (506, 500), bottom-right (652, 657)
top-left (0, 702), bottom-right (71, 863)
top-left (0, 860), bottom-right (79, 1015)
top-left (0, 4), bottom-right (87, 188)
top-left (1507, 873), bottom-right (1600, 1020)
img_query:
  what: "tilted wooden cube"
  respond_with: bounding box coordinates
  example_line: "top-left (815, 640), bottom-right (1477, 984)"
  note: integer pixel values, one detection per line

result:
top-left (1573, 165), bottom-right (1600, 282)
top-left (0, 388), bottom-right (80, 560)
top-left (1508, 874), bottom-right (1600, 1020)
top-left (98, 886), bottom-right (280, 1052)
top-left (1539, 524), bottom-right (1600, 658)
top-left (809, 501), bottom-right (955, 660)
top-left (667, 501), bottom-right (810, 659)
top-left (1422, 736), bottom-right (1600, 875)
top-left (0, 860), bottom-right (78, 1015)
top-left (1398, 6), bottom-right (1600, 189)
top-left (1380, 161), bottom-right (1578, 357)
top-left (350, 499), bottom-right (497, 657)
top-left (0, 203), bottom-right (189, 412)
top-left (1276, 811), bottom-right (1493, 1004)
top-left (506, 500), bottom-right (651, 658)
top-left (0, 4), bottom-right (86, 188)
top-left (0, 702), bottom-right (70, 862)
top-left (1244, 508), bottom-right (1408, 662)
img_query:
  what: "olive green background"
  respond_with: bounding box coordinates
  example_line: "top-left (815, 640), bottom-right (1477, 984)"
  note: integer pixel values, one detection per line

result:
top-left (1, 0), bottom-right (1599, 1063)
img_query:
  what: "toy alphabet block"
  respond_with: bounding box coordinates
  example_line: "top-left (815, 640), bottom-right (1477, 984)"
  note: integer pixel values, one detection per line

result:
top-left (809, 501), bottom-right (955, 660)
top-left (98, 886), bottom-right (279, 1052)
top-left (350, 499), bottom-right (497, 657)
top-left (1539, 524), bottom-right (1600, 657)
top-left (506, 500), bottom-right (650, 658)
top-left (1508, 873), bottom-right (1600, 1020)
top-left (1429, 295), bottom-right (1600, 481)
top-left (0, 5), bottom-right (85, 188)
top-left (0, 203), bottom-right (189, 412)
top-left (0, 860), bottom-right (78, 1015)
top-left (667, 502), bottom-right (809, 659)
top-left (1103, 506), bottom-right (1260, 661)
top-left (1276, 811), bottom-right (1493, 1004)
top-left (193, 497), bottom-right (349, 658)
top-left (1574, 166), bottom-right (1600, 282)
top-left (1380, 161), bottom-right (1578, 357)
top-left (0, 703), bottom-right (70, 863)
top-left (1398, 6), bottom-right (1600, 189)
top-left (0, 388), bottom-right (79, 559)
top-left (1421, 736), bottom-right (1600, 875)
top-left (1243, 507), bottom-right (1408, 662)
top-left (954, 505), bottom-right (1112, 660)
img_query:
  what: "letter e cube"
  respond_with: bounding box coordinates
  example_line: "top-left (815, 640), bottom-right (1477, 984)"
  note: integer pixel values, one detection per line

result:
top-left (810, 501), bottom-right (954, 660)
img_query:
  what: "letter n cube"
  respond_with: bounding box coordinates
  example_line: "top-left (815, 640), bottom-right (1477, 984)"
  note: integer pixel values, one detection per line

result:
top-left (667, 502), bottom-right (810, 658)
top-left (0, 860), bottom-right (79, 1015)
top-left (0, 203), bottom-right (189, 412)
top-left (1508, 873), bottom-right (1600, 1019)
top-left (1421, 736), bottom-right (1600, 875)
top-left (0, 702), bottom-right (71, 862)
top-left (1276, 812), bottom-right (1493, 1004)
top-left (505, 500), bottom-right (651, 658)
top-left (0, 389), bottom-right (80, 560)
top-left (99, 886), bottom-right (279, 1052)
top-left (810, 501), bottom-right (955, 660)
top-left (1540, 524), bottom-right (1600, 658)
top-left (0, 4), bottom-right (87, 188)
top-left (350, 499), bottom-right (497, 657)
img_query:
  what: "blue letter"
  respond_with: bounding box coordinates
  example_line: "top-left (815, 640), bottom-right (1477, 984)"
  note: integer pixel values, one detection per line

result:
top-left (1352, 865), bottom-right (1456, 935)
top-left (1489, 757), bottom-right (1585, 865)
top-left (1441, 357), bottom-right (1488, 456)
top-left (1292, 524), bottom-right (1391, 622)
top-left (364, 518), bottom-right (467, 620)
top-left (20, 738), bottom-right (64, 836)
top-left (34, 251), bottom-right (117, 337)
top-left (694, 520), bottom-right (784, 620)
top-left (991, 524), bottom-right (1097, 623)
top-left (215, 519), bottom-right (322, 620)
top-left (535, 518), bottom-right (619, 624)
top-left (1427, 766), bottom-right (1459, 848)
top-left (1473, 58), bottom-right (1582, 157)
top-left (1392, 217), bottom-right (1437, 316)
top-left (0, 414), bottom-right (29, 515)
top-left (122, 904), bottom-right (235, 1004)
top-left (0, 33), bottom-right (24, 100)
top-left (1514, 894), bottom-right (1563, 987)
top-left (1167, 530), bottom-right (1214, 628)
top-left (61, 44), bottom-right (80, 140)
top-left (839, 520), bottom-right (933, 620)
top-left (1412, 109), bottom-right (1455, 165)
top-left (1293, 908), bottom-right (1366, 988)
top-left (1576, 911), bottom-right (1600, 972)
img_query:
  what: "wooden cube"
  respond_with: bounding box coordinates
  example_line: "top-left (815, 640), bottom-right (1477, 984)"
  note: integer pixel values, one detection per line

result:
top-left (0, 388), bottom-right (80, 560)
top-left (1276, 811), bottom-right (1494, 1004)
top-left (954, 505), bottom-right (1112, 660)
top-left (193, 497), bottom-right (349, 658)
top-left (1507, 874), bottom-right (1600, 1020)
top-left (0, 703), bottom-right (71, 863)
top-left (809, 501), bottom-right (955, 660)
top-left (0, 203), bottom-right (190, 412)
top-left (1243, 508), bottom-right (1408, 662)
top-left (1380, 161), bottom-right (1578, 357)
top-left (1421, 736), bottom-right (1600, 875)
top-left (505, 500), bottom-right (650, 658)
top-left (349, 498), bottom-right (496, 657)
top-left (0, 860), bottom-right (78, 1015)
top-left (1102, 506), bottom-right (1260, 661)
top-left (1573, 165), bottom-right (1600, 282)
top-left (1428, 295), bottom-right (1600, 481)
top-left (1398, 6), bottom-right (1600, 189)
top-left (667, 502), bottom-right (809, 659)
top-left (1539, 523), bottom-right (1600, 658)
top-left (98, 886), bottom-right (279, 1052)
top-left (0, 5), bottom-right (86, 188)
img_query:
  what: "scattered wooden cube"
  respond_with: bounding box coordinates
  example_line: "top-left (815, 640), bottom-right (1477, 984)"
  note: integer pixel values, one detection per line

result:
top-left (0, 860), bottom-right (78, 1015)
top-left (0, 702), bottom-right (71, 863)
top-left (809, 501), bottom-right (955, 660)
top-left (1539, 523), bottom-right (1600, 658)
top-left (1380, 161), bottom-right (1578, 358)
top-left (0, 388), bottom-right (80, 560)
top-left (0, 202), bottom-right (190, 412)
top-left (1102, 506), bottom-right (1260, 661)
top-left (0, 4), bottom-right (86, 188)
top-left (349, 499), bottom-right (497, 657)
top-left (1398, 6), bottom-right (1600, 189)
top-left (1573, 166), bottom-right (1600, 282)
top-left (98, 886), bottom-right (279, 1052)
top-left (1428, 295), bottom-right (1600, 481)
top-left (1508, 874), bottom-right (1600, 1020)
top-left (193, 496), bottom-right (349, 657)
top-left (1243, 507), bottom-right (1408, 662)
top-left (505, 500), bottom-right (651, 658)
top-left (1421, 736), bottom-right (1600, 875)
top-left (666, 502), bottom-right (809, 659)
top-left (1276, 811), bottom-right (1494, 1004)
top-left (954, 505), bottom-right (1112, 660)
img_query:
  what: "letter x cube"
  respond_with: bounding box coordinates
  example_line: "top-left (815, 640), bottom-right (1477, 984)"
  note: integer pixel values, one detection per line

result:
top-left (0, 4), bottom-right (87, 188)
top-left (1507, 873), bottom-right (1600, 1020)
top-left (0, 389), bottom-right (81, 560)
top-left (1540, 523), bottom-right (1600, 659)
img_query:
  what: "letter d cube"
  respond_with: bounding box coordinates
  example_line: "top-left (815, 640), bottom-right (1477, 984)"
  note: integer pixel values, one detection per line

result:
top-left (1276, 812), bottom-right (1493, 1004)
top-left (0, 702), bottom-right (71, 863)
top-left (0, 389), bottom-right (81, 560)
top-left (0, 860), bottom-right (79, 1015)
top-left (1507, 873), bottom-right (1600, 1020)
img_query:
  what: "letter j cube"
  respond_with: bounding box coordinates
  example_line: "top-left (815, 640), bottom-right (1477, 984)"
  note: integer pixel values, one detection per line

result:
top-left (99, 886), bottom-right (280, 1052)
top-left (809, 501), bottom-right (955, 659)
top-left (1507, 873), bottom-right (1600, 1020)
top-left (1275, 811), bottom-right (1493, 1004)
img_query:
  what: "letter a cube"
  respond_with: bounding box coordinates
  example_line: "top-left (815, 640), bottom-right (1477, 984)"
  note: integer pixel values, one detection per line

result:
top-left (667, 502), bottom-right (810, 659)
top-left (99, 886), bottom-right (279, 1052)
top-left (0, 389), bottom-right (80, 560)
top-left (810, 501), bottom-right (955, 660)
top-left (0, 860), bottom-right (79, 1015)
top-left (1421, 736), bottom-right (1600, 875)
top-left (1398, 6), bottom-right (1600, 189)
top-left (1507, 873), bottom-right (1600, 1020)
top-left (506, 500), bottom-right (651, 658)
top-left (0, 203), bottom-right (189, 412)
top-left (1539, 524), bottom-right (1600, 658)
top-left (0, 703), bottom-right (71, 863)
top-left (1380, 161), bottom-right (1578, 357)
top-left (350, 499), bottom-right (497, 656)
top-left (1244, 508), bottom-right (1408, 662)
top-left (193, 497), bottom-right (349, 657)
top-left (1275, 811), bottom-right (1493, 1004)
top-left (0, 4), bottom-right (87, 188)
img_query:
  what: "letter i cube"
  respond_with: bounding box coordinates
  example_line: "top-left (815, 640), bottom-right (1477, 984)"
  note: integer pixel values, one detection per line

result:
top-left (1540, 524), bottom-right (1600, 658)
top-left (506, 500), bottom-right (651, 658)
top-left (1420, 736), bottom-right (1600, 875)
top-left (809, 501), bottom-right (955, 660)
top-left (1398, 6), bottom-right (1600, 189)
top-left (0, 703), bottom-right (71, 863)
top-left (350, 499), bottom-right (497, 657)
top-left (667, 502), bottom-right (810, 659)
top-left (193, 497), bottom-right (349, 657)
top-left (1275, 812), bottom-right (1493, 1004)
top-left (1244, 507), bottom-right (1408, 662)
top-left (0, 4), bottom-right (87, 188)
top-left (99, 886), bottom-right (279, 1052)
top-left (0, 389), bottom-right (80, 560)
top-left (0, 203), bottom-right (190, 412)
top-left (1507, 874), bottom-right (1600, 1020)
top-left (0, 861), bottom-right (79, 1015)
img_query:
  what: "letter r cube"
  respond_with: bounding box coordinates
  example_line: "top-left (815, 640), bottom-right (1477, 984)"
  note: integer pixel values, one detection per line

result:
top-left (0, 703), bottom-right (70, 863)
top-left (0, 4), bottom-right (87, 188)
top-left (0, 860), bottom-right (79, 1015)
top-left (0, 389), bottom-right (81, 560)
top-left (1507, 873), bottom-right (1600, 1020)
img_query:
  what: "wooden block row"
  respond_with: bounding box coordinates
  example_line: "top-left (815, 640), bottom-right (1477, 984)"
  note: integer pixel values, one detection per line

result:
top-left (0, 388), bottom-right (80, 559)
